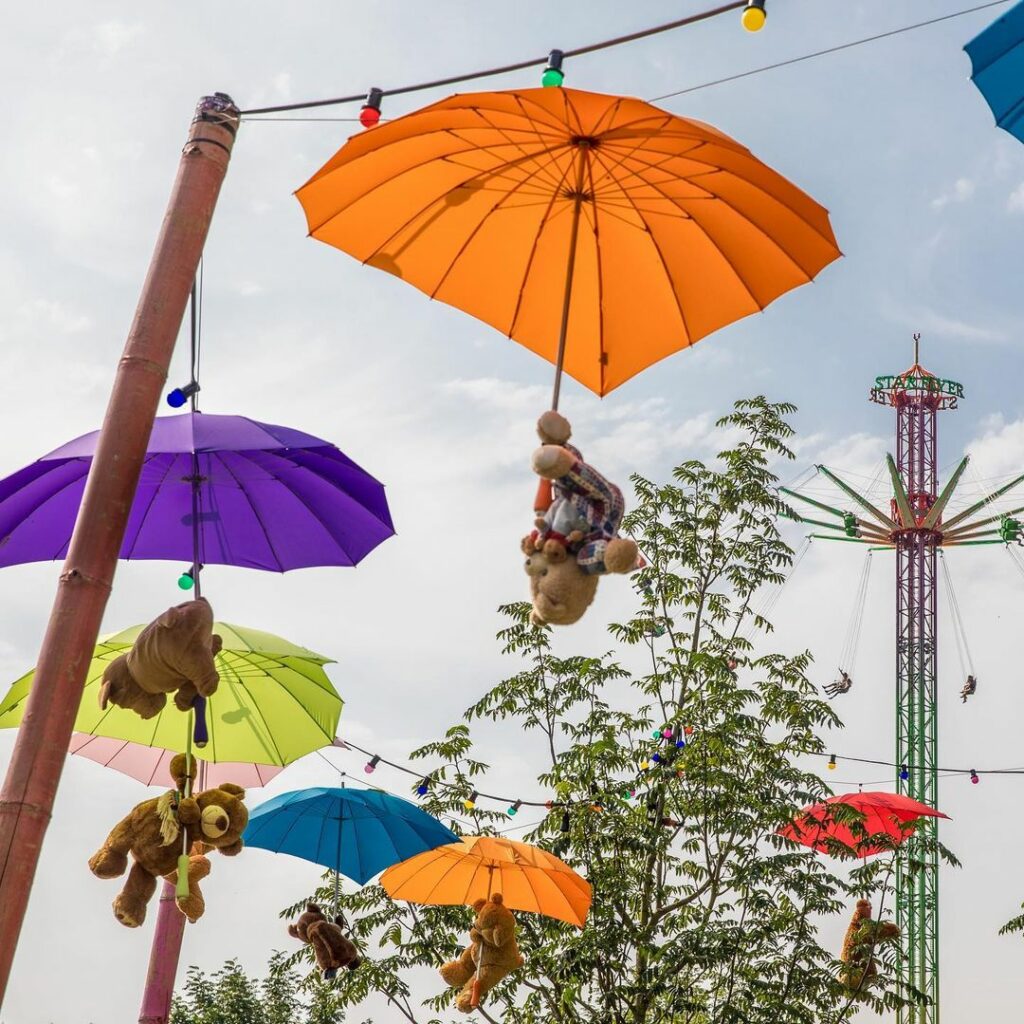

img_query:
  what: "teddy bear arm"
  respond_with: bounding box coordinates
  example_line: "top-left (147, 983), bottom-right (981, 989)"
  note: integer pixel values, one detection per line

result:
top-left (307, 928), bottom-right (335, 971)
top-left (177, 796), bottom-right (200, 825)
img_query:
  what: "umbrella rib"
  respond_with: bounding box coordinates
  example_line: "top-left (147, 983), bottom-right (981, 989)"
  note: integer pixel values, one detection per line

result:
top-left (583, 154), bottom-right (608, 396)
top-left (120, 453), bottom-right (179, 559)
top-left (470, 105), bottom-right (571, 193)
top-left (395, 845), bottom-right (471, 903)
top-left (214, 453), bottom-right (286, 571)
top-left (9, 462), bottom-right (109, 563)
top-left (424, 141), bottom-right (576, 305)
top-left (307, 132), bottom-right (568, 237)
top-left (598, 147), bottom-right (784, 310)
top-left (590, 146), bottom-right (697, 342)
top-left (355, 137), bottom-right (572, 272)
top-left (257, 449), bottom-right (389, 563)
top-left (506, 150), bottom-right (579, 341)
top-left (221, 660), bottom-right (288, 765)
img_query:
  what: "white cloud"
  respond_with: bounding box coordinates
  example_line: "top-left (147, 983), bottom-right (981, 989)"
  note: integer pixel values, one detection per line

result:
top-left (931, 176), bottom-right (976, 209)
top-left (273, 72), bottom-right (292, 97)
top-left (1007, 182), bottom-right (1024, 213)
top-left (92, 20), bottom-right (142, 55)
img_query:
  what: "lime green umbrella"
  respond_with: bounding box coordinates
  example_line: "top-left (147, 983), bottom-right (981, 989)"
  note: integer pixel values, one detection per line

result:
top-left (0, 622), bottom-right (341, 766)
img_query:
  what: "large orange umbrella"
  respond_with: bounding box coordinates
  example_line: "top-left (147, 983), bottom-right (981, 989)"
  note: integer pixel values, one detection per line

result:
top-left (298, 87), bottom-right (841, 403)
top-left (379, 835), bottom-right (591, 927)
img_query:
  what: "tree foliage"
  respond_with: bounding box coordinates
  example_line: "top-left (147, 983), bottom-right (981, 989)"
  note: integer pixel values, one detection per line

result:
top-left (193, 398), bottom-right (949, 1023)
top-left (169, 953), bottom-right (346, 1024)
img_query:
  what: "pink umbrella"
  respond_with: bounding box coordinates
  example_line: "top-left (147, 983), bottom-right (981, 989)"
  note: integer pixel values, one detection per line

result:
top-left (68, 734), bottom-right (347, 788)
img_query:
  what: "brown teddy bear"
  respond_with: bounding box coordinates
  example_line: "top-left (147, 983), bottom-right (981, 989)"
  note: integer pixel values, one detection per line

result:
top-left (288, 904), bottom-right (362, 980)
top-left (88, 753), bottom-right (247, 928)
top-left (522, 412), bottom-right (640, 626)
top-left (839, 899), bottom-right (900, 990)
top-left (97, 597), bottom-right (222, 720)
top-left (440, 893), bottom-right (524, 1013)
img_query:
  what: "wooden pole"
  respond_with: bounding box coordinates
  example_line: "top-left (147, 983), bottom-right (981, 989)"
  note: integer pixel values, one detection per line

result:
top-left (0, 93), bottom-right (240, 1010)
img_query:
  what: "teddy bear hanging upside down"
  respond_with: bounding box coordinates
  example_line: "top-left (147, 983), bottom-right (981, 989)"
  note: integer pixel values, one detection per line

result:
top-left (522, 411), bottom-right (641, 626)
top-left (97, 597), bottom-right (222, 720)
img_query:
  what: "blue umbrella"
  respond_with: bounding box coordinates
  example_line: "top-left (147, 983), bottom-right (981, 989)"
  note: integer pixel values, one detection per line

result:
top-left (965, 0), bottom-right (1024, 144)
top-left (243, 787), bottom-right (459, 885)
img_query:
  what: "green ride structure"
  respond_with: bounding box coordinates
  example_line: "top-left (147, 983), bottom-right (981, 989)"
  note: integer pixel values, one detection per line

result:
top-left (781, 338), bottom-right (1023, 1023)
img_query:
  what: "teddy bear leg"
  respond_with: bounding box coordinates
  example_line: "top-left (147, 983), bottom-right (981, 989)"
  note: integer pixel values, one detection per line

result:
top-left (309, 929), bottom-right (337, 979)
top-left (173, 682), bottom-right (199, 713)
top-left (113, 862), bottom-right (157, 928)
top-left (88, 817), bottom-right (135, 878)
top-left (604, 537), bottom-right (640, 574)
top-left (170, 854), bottom-right (210, 923)
top-left (454, 976), bottom-right (478, 1014)
top-left (532, 445), bottom-right (576, 480)
top-left (536, 410), bottom-right (571, 446)
top-left (439, 950), bottom-right (475, 989)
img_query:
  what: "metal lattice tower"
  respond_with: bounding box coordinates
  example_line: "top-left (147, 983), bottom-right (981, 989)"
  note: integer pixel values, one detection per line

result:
top-left (883, 340), bottom-right (947, 1022)
top-left (781, 337), bottom-right (1024, 1022)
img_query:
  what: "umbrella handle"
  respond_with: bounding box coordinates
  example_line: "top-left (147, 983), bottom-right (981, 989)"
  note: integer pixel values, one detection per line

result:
top-left (175, 853), bottom-right (191, 900)
top-left (191, 696), bottom-right (208, 748)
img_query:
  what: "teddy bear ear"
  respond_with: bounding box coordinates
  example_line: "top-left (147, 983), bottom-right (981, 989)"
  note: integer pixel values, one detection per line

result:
top-left (472, 898), bottom-right (487, 911)
top-left (490, 893), bottom-right (503, 905)
top-left (306, 904), bottom-right (322, 914)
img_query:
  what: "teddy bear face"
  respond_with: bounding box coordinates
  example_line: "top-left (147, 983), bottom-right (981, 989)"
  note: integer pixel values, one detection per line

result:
top-left (525, 552), bottom-right (599, 625)
top-left (472, 895), bottom-right (516, 949)
top-left (194, 785), bottom-right (248, 850)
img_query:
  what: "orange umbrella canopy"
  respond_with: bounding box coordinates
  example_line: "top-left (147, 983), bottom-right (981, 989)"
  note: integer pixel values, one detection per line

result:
top-left (379, 835), bottom-right (591, 927)
top-left (298, 87), bottom-right (841, 397)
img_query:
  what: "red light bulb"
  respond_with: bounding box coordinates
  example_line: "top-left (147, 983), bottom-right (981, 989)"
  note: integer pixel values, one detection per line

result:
top-left (359, 105), bottom-right (381, 129)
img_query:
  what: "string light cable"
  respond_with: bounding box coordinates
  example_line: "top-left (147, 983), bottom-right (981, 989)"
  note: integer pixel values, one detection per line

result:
top-left (239, 2), bottom-right (748, 116)
top-left (332, 736), bottom-right (1022, 821)
top-left (240, 1), bottom-right (1012, 122)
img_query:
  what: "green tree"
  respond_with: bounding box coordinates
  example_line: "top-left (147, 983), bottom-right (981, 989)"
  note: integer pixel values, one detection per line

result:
top-left (279, 397), bottom-right (945, 1023)
top-left (169, 953), bottom-right (346, 1024)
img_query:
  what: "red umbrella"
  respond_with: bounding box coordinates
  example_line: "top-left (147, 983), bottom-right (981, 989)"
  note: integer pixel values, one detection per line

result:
top-left (778, 792), bottom-right (949, 858)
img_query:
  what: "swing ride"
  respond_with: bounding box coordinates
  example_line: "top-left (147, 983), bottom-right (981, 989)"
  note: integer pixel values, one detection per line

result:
top-left (781, 340), bottom-right (1024, 1024)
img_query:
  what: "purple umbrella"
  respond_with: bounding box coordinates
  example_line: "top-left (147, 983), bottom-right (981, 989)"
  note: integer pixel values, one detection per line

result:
top-left (0, 414), bottom-right (394, 572)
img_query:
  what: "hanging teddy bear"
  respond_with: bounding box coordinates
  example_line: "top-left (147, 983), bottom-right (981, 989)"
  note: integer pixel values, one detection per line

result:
top-left (440, 894), bottom-right (524, 1013)
top-left (522, 411), bottom-right (640, 625)
top-left (97, 597), bottom-right (222, 720)
top-left (288, 903), bottom-right (362, 980)
top-left (88, 752), bottom-right (247, 928)
top-left (839, 898), bottom-right (900, 990)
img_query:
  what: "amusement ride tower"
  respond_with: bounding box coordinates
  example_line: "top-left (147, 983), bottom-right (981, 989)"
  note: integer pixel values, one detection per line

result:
top-left (783, 338), bottom-right (1024, 1023)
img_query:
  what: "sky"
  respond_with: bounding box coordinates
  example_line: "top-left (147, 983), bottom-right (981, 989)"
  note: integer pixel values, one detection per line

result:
top-left (2, 1), bottom-right (1024, 1021)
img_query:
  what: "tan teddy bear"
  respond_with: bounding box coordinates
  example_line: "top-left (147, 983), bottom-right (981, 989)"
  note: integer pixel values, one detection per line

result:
top-left (839, 899), bottom-right (900, 990)
top-left (97, 597), bottom-right (222, 720)
top-left (440, 894), bottom-right (524, 1013)
top-left (288, 903), bottom-right (362, 980)
top-left (88, 753), bottom-right (247, 928)
top-left (523, 412), bottom-right (640, 626)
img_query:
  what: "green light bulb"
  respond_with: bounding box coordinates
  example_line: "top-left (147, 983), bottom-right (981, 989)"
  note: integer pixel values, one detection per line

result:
top-left (541, 67), bottom-right (564, 88)
top-left (177, 572), bottom-right (194, 591)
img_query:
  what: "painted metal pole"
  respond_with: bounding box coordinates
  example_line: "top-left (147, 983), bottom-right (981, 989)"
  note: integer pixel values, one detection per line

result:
top-left (138, 883), bottom-right (189, 1024)
top-left (0, 93), bottom-right (239, 1010)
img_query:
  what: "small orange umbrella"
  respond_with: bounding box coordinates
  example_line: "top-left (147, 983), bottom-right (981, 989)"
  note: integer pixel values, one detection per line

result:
top-left (298, 87), bottom-right (841, 404)
top-left (379, 835), bottom-right (591, 927)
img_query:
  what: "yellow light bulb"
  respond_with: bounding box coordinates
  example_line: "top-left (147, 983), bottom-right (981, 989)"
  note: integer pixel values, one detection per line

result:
top-left (742, 6), bottom-right (766, 32)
